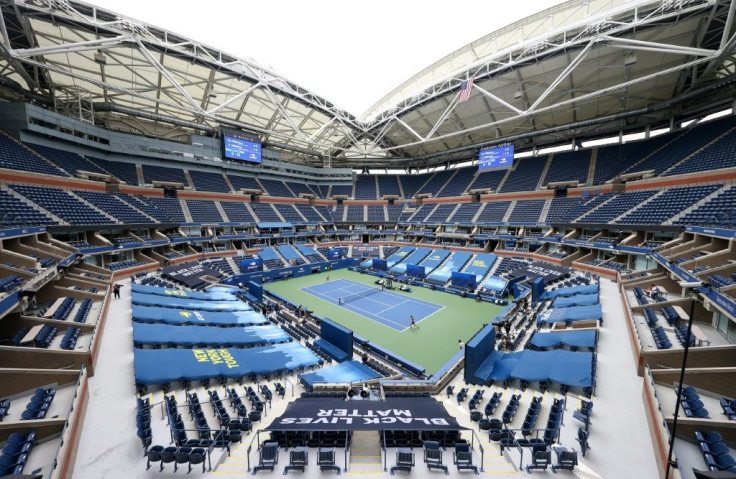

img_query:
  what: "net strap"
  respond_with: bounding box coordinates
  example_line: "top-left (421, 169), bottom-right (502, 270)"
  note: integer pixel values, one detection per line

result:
top-left (339, 287), bottom-right (381, 306)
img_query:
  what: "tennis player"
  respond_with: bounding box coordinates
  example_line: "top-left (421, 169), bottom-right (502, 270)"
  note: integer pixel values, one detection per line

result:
top-left (410, 315), bottom-right (419, 330)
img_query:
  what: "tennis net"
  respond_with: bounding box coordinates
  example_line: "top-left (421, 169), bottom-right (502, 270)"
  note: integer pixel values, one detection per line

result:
top-left (338, 287), bottom-right (382, 305)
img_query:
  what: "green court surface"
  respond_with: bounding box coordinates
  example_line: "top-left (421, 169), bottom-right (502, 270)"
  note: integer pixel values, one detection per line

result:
top-left (265, 268), bottom-right (507, 374)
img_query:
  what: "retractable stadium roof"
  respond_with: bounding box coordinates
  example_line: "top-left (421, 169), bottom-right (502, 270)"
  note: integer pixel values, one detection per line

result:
top-left (1, 0), bottom-right (736, 168)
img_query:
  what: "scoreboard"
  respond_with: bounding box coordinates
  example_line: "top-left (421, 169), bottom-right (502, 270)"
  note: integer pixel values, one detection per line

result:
top-left (479, 144), bottom-right (514, 170)
top-left (222, 129), bottom-right (262, 164)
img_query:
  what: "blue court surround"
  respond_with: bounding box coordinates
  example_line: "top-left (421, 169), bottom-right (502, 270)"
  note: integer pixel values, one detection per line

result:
top-left (299, 360), bottom-right (381, 388)
top-left (302, 279), bottom-right (443, 332)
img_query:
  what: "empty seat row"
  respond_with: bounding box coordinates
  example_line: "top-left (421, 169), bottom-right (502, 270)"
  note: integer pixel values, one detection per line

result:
top-left (696, 430), bottom-right (736, 473)
top-left (0, 431), bottom-right (36, 476)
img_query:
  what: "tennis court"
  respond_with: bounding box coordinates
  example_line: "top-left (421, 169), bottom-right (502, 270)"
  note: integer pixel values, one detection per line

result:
top-left (301, 279), bottom-right (443, 331)
top-left (264, 269), bottom-right (507, 373)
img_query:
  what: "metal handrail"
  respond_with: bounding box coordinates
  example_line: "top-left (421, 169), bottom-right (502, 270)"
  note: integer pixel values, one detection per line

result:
top-left (470, 429), bottom-right (485, 472)
top-left (245, 428), bottom-right (263, 472)
top-left (382, 430), bottom-right (387, 471)
top-left (344, 430), bottom-right (351, 472)
top-left (283, 377), bottom-right (295, 397)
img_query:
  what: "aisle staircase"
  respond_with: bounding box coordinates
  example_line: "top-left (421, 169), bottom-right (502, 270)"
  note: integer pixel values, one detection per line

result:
top-left (349, 430), bottom-right (383, 473)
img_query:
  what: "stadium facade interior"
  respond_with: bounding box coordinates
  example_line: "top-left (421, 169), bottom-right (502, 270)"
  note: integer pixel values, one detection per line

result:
top-left (0, 0), bottom-right (735, 478)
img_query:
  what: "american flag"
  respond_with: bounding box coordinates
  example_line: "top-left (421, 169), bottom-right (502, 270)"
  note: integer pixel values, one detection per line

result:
top-left (457, 78), bottom-right (474, 103)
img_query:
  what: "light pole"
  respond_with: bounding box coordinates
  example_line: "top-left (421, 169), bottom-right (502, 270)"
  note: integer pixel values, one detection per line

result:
top-left (665, 280), bottom-right (702, 479)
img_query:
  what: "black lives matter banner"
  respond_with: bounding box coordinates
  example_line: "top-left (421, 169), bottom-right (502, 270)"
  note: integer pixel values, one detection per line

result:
top-left (162, 262), bottom-right (222, 288)
top-left (267, 398), bottom-right (464, 431)
top-left (509, 261), bottom-right (569, 284)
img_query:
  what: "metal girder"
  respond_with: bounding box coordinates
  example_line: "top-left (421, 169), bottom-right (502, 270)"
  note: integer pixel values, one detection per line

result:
top-left (0, 0), bottom-right (366, 158)
top-left (378, 55), bottom-right (715, 153)
top-left (363, 0), bottom-right (717, 127)
top-left (529, 41), bottom-right (593, 112)
top-left (601, 35), bottom-right (716, 56)
top-left (0, 0), bottom-right (733, 167)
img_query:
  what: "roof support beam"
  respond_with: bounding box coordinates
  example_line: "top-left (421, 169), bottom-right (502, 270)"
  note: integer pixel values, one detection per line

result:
top-left (261, 85), bottom-right (310, 143)
top-left (528, 41), bottom-right (593, 112)
top-left (473, 84), bottom-right (523, 114)
top-left (426, 96), bottom-right (458, 140)
top-left (381, 55), bottom-right (714, 153)
top-left (207, 82), bottom-right (260, 116)
top-left (395, 116), bottom-right (424, 142)
top-left (135, 42), bottom-right (204, 114)
top-left (601, 35), bottom-right (715, 57)
top-left (11, 35), bottom-right (130, 58)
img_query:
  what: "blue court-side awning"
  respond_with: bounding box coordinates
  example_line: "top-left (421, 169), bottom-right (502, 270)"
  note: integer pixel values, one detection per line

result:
top-left (257, 222), bottom-right (294, 229)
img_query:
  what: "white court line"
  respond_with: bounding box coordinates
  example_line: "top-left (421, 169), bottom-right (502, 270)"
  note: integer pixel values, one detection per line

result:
top-left (302, 278), bottom-right (444, 331)
top-left (342, 278), bottom-right (444, 310)
top-left (340, 300), bottom-right (406, 330)
top-left (396, 305), bottom-right (447, 332)
top-left (300, 282), bottom-right (406, 330)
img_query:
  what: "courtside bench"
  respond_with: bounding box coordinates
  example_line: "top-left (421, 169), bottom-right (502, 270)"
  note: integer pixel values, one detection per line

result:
top-left (364, 341), bottom-right (426, 378)
top-left (313, 338), bottom-right (351, 362)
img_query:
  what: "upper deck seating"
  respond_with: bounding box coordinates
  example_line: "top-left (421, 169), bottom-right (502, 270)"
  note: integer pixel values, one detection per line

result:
top-left (188, 170), bottom-right (230, 193)
top-left (0, 189), bottom-right (56, 227)
top-left (141, 164), bottom-right (188, 185)
top-left (259, 179), bottom-right (294, 197)
top-left (499, 156), bottom-right (547, 192)
top-left (185, 200), bottom-right (224, 223)
top-left (417, 170), bottom-right (454, 197)
top-left (617, 185), bottom-right (721, 224)
top-left (475, 201), bottom-right (511, 223)
top-left (274, 204), bottom-right (305, 223)
top-left (28, 144), bottom-right (108, 176)
top-left (543, 150), bottom-right (590, 185)
top-left (355, 175), bottom-right (377, 199)
top-left (329, 184), bottom-right (352, 197)
top-left (377, 175), bottom-right (401, 197)
top-left (438, 168), bottom-right (476, 197)
top-left (10, 185), bottom-right (112, 225)
top-left (227, 174), bottom-right (262, 192)
top-left (507, 200), bottom-right (545, 223)
top-left (0, 133), bottom-right (67, 177)
top-left (220, 202), bottom-right (256, 223)
top-left (86, 157), bottom-right (140, 185)
top-left (75, 190), bottom-right (151, 223)
top-left (400, 173), bottom-right (433, 198)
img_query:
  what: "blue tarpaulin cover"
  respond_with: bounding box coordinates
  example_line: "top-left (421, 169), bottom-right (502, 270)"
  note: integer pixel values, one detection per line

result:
top-left (427, 251), bottom-right (473, 283)
top-left (537, 304), bottom-right (602, 324)
top-left (483, 350), bottom-right (594, 387)
top-left (529, 330), bottom-right (597, 349)
top-left (299, 360), bottom-right (380, 388)
top-left (553, 293), bottom-right (599, 307)
top-left (132, 292), bottom-right (251, 311)
top-left (133, 322), bottom-right (290, 347)
top-left (539, 284), bottom-right (599, 300)
top-left (483, 276), bottom-right (508, 292)
top-left (132, 305), bottom-right (269, 327)
top-left (131, 283), bottom-right (238, 301)
top-left (134, 343), bottom-right (321, 385)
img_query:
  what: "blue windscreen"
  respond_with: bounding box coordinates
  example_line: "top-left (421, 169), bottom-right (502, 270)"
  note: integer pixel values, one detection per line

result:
top-left (372, 258), bottom-right (388, 271)
top-left (464, 324), bottom-right (496, 383)
top-left (321, 318), bottom-right (353, 355)
top-left (241, 258), bottom-right (263, 272)
top-left (451, 271), bottom-right (477, 289)
top-left (406, 264), bottom-right (426, 279)
top-left (248, 281), bottom-right (263, 302)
